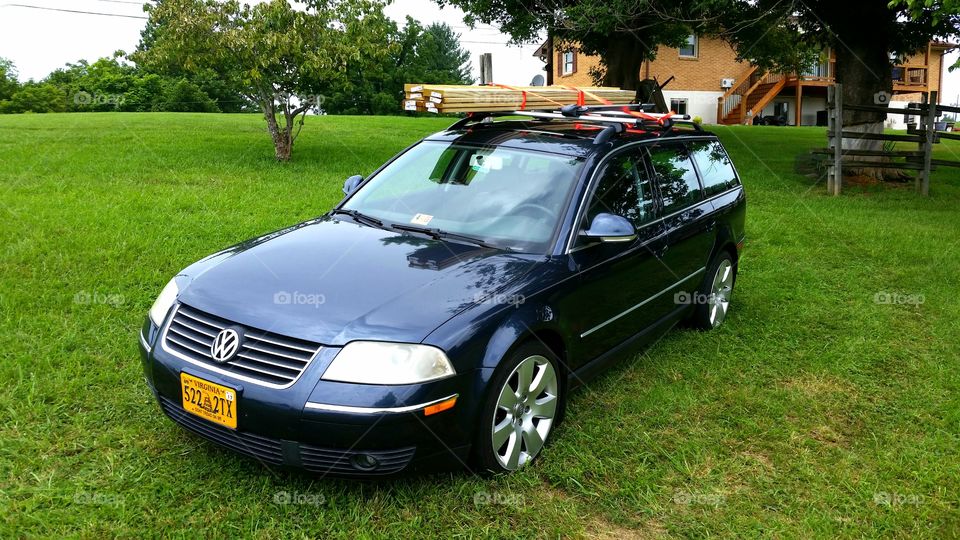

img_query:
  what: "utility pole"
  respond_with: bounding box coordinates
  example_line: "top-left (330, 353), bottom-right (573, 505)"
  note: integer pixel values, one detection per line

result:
top-left (479, 53), bottom-right (493, 85)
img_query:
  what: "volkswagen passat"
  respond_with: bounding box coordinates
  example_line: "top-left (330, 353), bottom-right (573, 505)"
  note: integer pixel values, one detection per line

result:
top-left (138, 111), bottom-right (746, 476)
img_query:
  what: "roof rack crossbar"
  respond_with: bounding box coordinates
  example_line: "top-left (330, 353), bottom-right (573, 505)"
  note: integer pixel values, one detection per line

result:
top-left (446, 106), bottom-right (703, 135)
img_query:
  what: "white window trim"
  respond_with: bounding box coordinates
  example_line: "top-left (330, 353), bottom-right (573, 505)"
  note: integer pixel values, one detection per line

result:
top-left (670, 98), bottom-right (689, 115)
top-left (562, 51), bottom-right (575, 75)
top-left (679, 35), bottom-right (698, 58)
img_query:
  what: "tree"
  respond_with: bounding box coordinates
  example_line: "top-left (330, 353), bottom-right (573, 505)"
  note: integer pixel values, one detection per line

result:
top-left (436, 0), bottom-right (696, 89)
top-left (319, 17), bottom-right (473, 115)
top-left (132, 0), bottom-right (388, 161)
top-left (712, 0), bottom-right (960, 177)
top-left (404, 22), bottom-right (473, 86)
top-left (0, 58), bottom-right (19, 103)
top-left (899, 0), bottom-right (960, 69)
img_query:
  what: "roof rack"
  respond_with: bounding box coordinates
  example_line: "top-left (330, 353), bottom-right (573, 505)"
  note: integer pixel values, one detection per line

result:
top-left (448, 103), bottom-right (702, 144)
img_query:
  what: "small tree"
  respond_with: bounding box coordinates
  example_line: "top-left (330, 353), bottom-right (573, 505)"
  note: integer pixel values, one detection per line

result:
top-left (133, 0), bottom-right (383, 161)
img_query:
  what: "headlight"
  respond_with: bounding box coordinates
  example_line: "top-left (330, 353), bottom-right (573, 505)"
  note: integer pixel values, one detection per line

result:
top-left (321, 342), bottom-right (455, 385)
top-left (149, 278), bottom-right (179, 326)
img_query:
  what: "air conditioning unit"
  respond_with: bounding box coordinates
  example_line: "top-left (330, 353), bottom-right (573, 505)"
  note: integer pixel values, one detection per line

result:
top-left (720, 78), bottom-right (735, 89)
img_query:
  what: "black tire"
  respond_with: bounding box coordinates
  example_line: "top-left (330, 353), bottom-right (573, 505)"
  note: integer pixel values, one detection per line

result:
top-left (474, 341), bottom-right (565, 473)
top-left (690, 252), bottom-right (737, 331)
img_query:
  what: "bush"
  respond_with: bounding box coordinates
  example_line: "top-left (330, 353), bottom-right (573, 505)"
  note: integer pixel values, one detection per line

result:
top-left (2, 83), bottom-right (67, 113)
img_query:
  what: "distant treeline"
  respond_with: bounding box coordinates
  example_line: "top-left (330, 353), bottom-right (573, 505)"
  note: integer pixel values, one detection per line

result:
top-left (0, 20), bottom-right (472, 115)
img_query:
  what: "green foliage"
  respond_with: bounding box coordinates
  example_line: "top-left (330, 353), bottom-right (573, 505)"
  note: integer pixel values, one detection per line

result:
top-left (0, 58), bottom-right (19, 102)
top-left (0, 83), bottom-right (66, 114)
top-left (437, 0), bottom-right (696, 88)
top-left (321, 16), bottom-right (473, 115)
top-left (714, 0), bottom-right (960, 74)
top-left (157, 79), bottom-right (219, 113)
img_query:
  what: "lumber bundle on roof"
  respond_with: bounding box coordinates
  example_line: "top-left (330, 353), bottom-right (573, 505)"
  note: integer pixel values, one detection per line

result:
top-left (402, 84), bottom-right (635, 113)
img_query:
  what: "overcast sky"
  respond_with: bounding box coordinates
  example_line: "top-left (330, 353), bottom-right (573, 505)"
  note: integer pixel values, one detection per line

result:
top-left (0, 0), bottom-right (957, 104)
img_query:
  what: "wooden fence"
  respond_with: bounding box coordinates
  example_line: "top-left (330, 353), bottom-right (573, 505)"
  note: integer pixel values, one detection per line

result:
top-left (815, 84), bottom-right (960, 195)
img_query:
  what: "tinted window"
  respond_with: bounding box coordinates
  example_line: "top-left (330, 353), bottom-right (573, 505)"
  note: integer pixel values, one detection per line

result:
top-left (586, 152), bottom-right (656, 229)
top-left (648, 144), bottom-right (702, 214)
top-left (689, 140), bottom-right (739, 196)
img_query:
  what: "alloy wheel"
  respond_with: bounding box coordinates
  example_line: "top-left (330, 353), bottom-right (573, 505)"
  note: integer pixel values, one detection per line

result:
top-left (491, 355), bottom-right (559, 470)
top-left (708, 259), bottom-right (734, 327)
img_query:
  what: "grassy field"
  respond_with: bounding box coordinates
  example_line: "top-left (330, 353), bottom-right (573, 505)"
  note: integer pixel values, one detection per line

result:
top-left (1, 113), bottom-right (959, 538)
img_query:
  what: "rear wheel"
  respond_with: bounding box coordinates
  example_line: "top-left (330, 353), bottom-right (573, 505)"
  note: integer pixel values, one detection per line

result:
top-left (691, 253), bottom-right (736, 330)
top-left (475, 342), bottom-right (563, 473)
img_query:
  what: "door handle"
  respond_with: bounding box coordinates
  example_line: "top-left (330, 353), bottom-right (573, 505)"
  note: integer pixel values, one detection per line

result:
top-left (706, 220), bottom-right (717, 232)
top-left (655, 243), bottom-right (669, 258)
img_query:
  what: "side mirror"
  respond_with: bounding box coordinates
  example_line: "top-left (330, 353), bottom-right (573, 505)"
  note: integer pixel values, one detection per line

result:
top-left (342, 175), bottom-right (364, 195)
top-left (581, 213), bottom-right (637, 243)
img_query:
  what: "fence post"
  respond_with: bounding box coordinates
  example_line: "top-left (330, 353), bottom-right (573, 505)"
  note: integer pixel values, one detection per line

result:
top-left (827, 84), bottom-right (843, 195)
top-left (919, 91), bottom-right (936, 196)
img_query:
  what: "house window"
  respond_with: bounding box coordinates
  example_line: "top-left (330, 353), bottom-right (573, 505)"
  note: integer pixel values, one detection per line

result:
top-left (562, 50), bottom-right (576, 75)
top-left (679, 35), bottom-right (698, 58)
top-left (670, 98), bottom-right (688, 115)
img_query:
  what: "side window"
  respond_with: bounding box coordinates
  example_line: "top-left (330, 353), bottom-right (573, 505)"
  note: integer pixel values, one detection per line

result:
top-left (688, 140), bottom-right (739, 196)
top-left (585, 151), bottom-right (657, 229)
top-left (647, 144), bottom-right (702, 214)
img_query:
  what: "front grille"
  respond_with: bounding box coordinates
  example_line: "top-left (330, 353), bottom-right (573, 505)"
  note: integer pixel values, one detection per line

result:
top-left (164, 303), bottom-right (321, 387)
top-left (299, 444), bottom-right (416, 475)
top-left (158, 395), bottom-right (285, 465)
top-left (158, 396), bottom-right (416, 475)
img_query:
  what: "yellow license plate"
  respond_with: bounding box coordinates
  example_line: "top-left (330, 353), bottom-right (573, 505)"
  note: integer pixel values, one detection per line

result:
top-left (180, 372), bottom-right (238, 429)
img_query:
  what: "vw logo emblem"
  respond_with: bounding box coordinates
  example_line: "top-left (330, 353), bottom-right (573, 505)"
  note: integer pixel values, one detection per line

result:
top-left (210, 328), bottom-right (242, 363)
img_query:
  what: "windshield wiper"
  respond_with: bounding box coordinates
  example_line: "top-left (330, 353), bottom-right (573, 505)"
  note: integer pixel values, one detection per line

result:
top-left (330, 208), bottom-right (385, 229)
top-left (391, 223), bottom-right (498, 250)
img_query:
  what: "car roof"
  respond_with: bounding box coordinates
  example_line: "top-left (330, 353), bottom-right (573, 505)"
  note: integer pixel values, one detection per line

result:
top-left (424, 120), bottom-right (717, 158)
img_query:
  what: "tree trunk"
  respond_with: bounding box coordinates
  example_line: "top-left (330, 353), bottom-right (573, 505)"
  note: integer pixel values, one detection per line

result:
top-left (599, 34), bottom-right (648, 91)
top-left (831, 16), bottom-right (896, 180)
top-left (261, 102), bottom-right (293, 162)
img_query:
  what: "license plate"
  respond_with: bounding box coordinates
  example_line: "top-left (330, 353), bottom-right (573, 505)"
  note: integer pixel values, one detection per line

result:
top-left (180, 372), bottom-right (238, 429)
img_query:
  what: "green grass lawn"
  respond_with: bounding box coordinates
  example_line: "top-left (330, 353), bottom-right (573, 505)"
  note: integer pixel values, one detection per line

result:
top-left (1, 113), bottom-right (959, 538)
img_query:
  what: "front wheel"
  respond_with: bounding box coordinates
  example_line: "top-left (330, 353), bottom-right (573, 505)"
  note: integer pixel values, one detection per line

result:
top-left (690, 253), bottom-right (736, 330)
top-left (475, 342), bottom-right (563, 473)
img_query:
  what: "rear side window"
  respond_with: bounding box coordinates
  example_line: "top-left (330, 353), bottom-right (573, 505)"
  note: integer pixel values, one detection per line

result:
top-left (688, 140), bottom-right (739, 196)
top-left (647, 144), bottom-right (702, 214)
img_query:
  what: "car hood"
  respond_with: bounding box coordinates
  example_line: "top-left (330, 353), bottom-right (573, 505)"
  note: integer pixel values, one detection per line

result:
top-left (177, 217), bottom-right (542, 346)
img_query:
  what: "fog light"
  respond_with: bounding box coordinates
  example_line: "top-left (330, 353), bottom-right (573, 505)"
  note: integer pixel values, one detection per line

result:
top-left (350, 453), bottom-right (380, 471)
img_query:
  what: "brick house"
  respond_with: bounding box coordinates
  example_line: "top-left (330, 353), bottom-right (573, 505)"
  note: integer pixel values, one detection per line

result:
top-left (536, 36), bottom-right (953, 126)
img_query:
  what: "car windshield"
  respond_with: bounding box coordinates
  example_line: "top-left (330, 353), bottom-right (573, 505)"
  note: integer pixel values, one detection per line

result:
top-left (343, 141), bottom-right (585, 253)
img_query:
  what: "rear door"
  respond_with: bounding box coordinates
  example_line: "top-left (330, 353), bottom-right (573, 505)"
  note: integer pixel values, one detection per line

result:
top-left (644, 142), bottom-right (717, 305)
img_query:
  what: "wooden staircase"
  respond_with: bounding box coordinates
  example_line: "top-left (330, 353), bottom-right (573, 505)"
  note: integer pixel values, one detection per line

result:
top-left (717, 67), bottom-right (789, 125)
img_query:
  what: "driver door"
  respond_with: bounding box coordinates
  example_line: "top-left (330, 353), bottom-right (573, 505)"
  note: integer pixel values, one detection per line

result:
top-left (560, 147), bottom-right (673, 366)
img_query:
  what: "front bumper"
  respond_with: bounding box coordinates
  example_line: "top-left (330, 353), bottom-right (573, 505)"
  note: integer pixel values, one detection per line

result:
top-left (139, 321), bottom-right (483, 477)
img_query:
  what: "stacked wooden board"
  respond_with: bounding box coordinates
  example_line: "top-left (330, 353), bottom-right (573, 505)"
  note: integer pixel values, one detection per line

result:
top-left (402, 84), bottom-right (635, 113)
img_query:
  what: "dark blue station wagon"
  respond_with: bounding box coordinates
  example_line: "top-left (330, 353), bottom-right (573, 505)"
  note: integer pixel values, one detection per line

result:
top-left (139, 109), bottom-right (746, 476)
